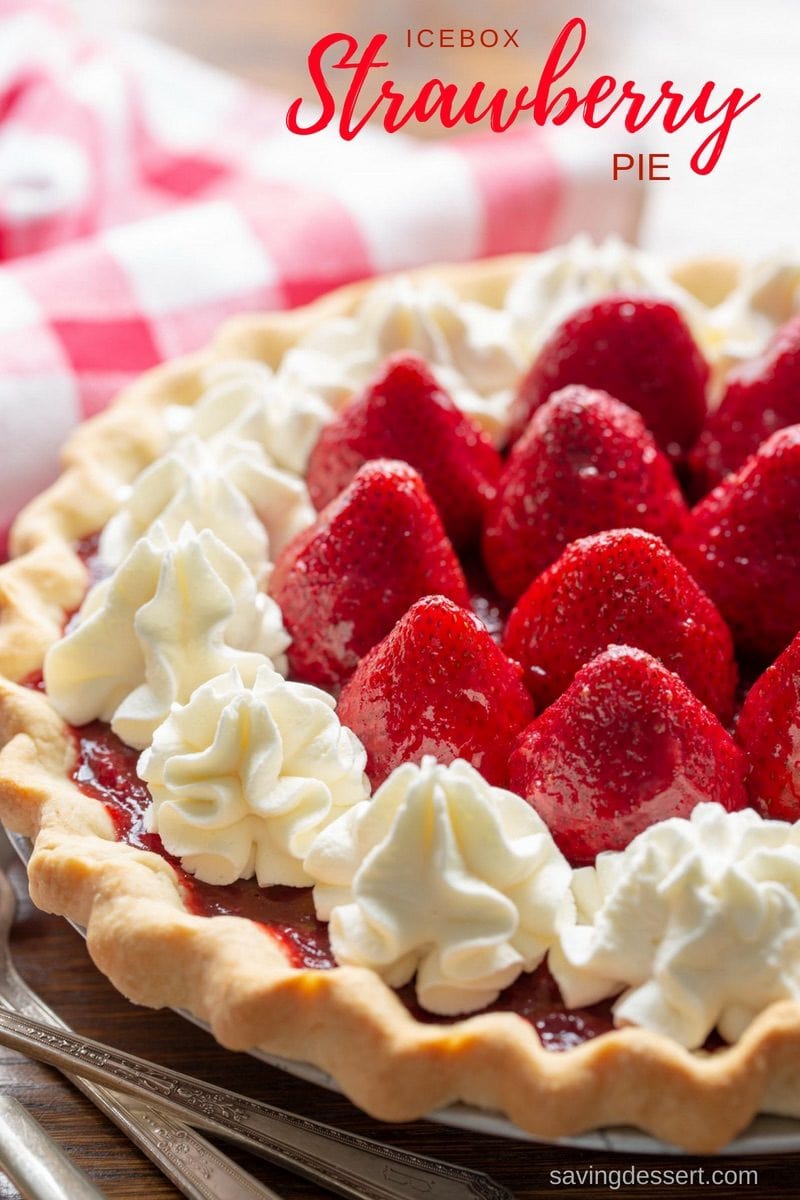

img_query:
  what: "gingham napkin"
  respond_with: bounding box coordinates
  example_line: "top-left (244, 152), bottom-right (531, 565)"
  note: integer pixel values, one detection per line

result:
top-left (0, 0), bottom-right (641, 555)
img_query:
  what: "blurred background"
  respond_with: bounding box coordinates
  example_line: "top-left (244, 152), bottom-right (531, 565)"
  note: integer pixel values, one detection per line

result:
top-left (1, 0), bottom-right (797, 543)
top-left (69, 0), bottom-right (800, 258)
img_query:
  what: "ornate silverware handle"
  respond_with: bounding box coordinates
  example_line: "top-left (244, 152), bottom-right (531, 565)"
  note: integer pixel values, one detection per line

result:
top-left (0, 1008), bottom-right (511, 1200)
top-left (0, 983), bottom-right (279, 1200)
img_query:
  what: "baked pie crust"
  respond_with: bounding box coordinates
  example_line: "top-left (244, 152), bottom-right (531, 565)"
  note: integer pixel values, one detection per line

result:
top-left (2, 252), bottom-right (800, 1154)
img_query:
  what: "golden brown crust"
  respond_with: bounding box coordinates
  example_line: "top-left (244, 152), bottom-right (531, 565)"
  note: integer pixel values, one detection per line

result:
top-left (2, 252), bottom-right (800, 1154)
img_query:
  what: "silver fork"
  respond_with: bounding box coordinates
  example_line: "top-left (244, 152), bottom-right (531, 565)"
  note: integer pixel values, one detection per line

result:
top-left (0, 849), bottom-right (282, 1200)
top-left (0, 846), bottom-right (513, 1200)
top-left (0, 1094), bottom-right (109, 1200)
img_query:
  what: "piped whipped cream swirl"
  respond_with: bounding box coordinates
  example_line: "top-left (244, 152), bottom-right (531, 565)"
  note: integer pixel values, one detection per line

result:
top-left (505, 234), bottom-right (707, 358)
top-left (99, 433), bottom-right (314, 581)
top-left (306, 757), bottom-right (574, 1015)
top-left (170, 278), bottom-right (525, 455)
top-left (700, 256), bottom-right (800, 367)
top-left (139, 666), bottom-right (370, 887)
top-left (168, 359), bottom-right (332, 477)
top-left (505, 235), bottom-right (800, 373)
top-left (292, 276), bottom-right (526, 444)
top-left (45, 522), bottom-right (289, 749)
top-left (550, 803), bottom-right (800, 1049)
top-left (168, 242), bottom-right (800, 474)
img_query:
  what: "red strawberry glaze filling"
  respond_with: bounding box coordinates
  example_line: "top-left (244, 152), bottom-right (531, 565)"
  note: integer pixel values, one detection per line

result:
top-left (72, 721), bottom-right (337, 971)
top-left (48, 306), bottom-right (800, 1055)
top-left (69, 719), bottom-right (616, 1050)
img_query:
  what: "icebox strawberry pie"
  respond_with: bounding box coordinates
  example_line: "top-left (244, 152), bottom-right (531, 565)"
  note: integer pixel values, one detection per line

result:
top-left (1, 237), bottom-right (800, 1152)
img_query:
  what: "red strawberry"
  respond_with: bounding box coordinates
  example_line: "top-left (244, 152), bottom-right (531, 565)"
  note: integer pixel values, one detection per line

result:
top-left (736, 630), bottom-right (800, 821)
top-left (504, 529), bottom-right (737, 721)
top-left (509, 295), bottom-right (709, 457)
top-left (508, 645), bottom-right (748, 865)
top-left (689, 313), bottom-right (800, 495)
top-left (270, 460), bottom-right (469, 687)
top-left (481, 385), bottom-right (689, 601)
top-left (676, 426), bottom-right (800, 663)
top-left (307, 352), bottom-right (502, 547)
top-left (337, 594), bottom-right (535, 788)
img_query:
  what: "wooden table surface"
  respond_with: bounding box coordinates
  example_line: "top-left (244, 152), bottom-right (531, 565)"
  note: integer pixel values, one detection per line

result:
top-left (0, 852), bottom-right (798, 1200)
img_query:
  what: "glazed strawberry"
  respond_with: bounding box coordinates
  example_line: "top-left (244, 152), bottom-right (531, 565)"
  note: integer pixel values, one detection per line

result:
top-left (504, 529), bottom-right (737, 721)
top-left (508, 646), bottom-right (748, 865)
top-left (307, 352), bottom-right (502, 547)
top-left (689, 314), bottom-right (800, 495)
top-left (509, 295), bottom-right (709, 457)
top-left (736, 630), bottom-right (800, 821)
top-left (676, 426), bottom-right (800, 662)
top-left (481, 386), bottom-right (689, 601)
top-left (270, 460), bottom-right (469, 686)
top-left (337, 595), bottom-right (535, 788)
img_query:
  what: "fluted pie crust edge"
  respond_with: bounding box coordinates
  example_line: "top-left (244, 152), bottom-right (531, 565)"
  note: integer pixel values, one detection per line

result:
top-left (1, 252), bottom-right (799, 1154)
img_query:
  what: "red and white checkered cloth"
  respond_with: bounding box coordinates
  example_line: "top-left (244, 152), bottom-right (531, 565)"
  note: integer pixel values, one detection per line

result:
top-left (0, 0), bottom-right (641, 556)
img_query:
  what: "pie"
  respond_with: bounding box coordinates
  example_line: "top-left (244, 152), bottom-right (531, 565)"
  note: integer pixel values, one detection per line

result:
top-left (1, 238), bottom-right (800, 1154)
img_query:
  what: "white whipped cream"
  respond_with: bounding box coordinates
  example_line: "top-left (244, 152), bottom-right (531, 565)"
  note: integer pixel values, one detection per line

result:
top-left (169, 246), bottom-right (800, 476)
top-left (550, 803), bottom-right (800, 1049)
top-left (505, 235), bottom-right (800, 374)
top-left (171, 281), bottom-right (525, 454)
top-left (167, 359), bottom-right (275, 444)
top-left (175, 358), bottom-right (333, 476)
top-left (306, 757), bottom-right (574, 1015)
top-left (292, 277), bottom-right (526, 444)
top-left (139, 665), bottom-right (370, 887)
top-left (45, 522), bottom-right (290, 750)
top-left (701, 256), bottom-right (800, 368)
top-left (99, 434), bottom-right (314, 581)
top-left (504, 234), bottom-right (707, 358)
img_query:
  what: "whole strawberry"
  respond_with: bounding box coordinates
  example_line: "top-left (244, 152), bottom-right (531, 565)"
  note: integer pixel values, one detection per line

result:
top-left (508, 645), bottom-right (748, 865)
top-left (736, 630), bottom-right (800, 821)
top-left (270, 461), bottom-right (469, 687)
top-left (676, 426), bottom-right (800, 662)
top-left (509, 295), bottom-right (709, 457)
top-left (482, 385), bottom-right (689, 601)
top-left (337, 595), bottom-right (535, 788)
top-left (504, 529), bottom-right (737, 721)
top-left (689, 313), bottom-right (800, 495)
top-left (307, 352), bottom-right (503, 548)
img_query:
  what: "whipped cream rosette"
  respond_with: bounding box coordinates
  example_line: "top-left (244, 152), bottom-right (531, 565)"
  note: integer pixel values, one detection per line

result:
top-left (504, 235), bottom-right (800, 377)
top-left (170, 358), bottom-right (334, 476)
top-left (139, 665), bottom-right (369, 887)
top-left (166, 359), bottom-right (274, 444)
top-left (306, 756), bottom-right (574, 1015)
top-left (44, 522), bottom-right (289, 749)
top-left (293, 274), bottom-right (525, 446)
top-left (9, 239), bottom-right (800, 1154)
top-left (99, 433), bottom-right (314, 581)
top-left (550, 803), bottom-right (800, 1049)
top-left (504, 234), bottom-right (705, 356)
top-left (174, 278), bottom-right (525, 455)
top-left (170, 243), bottom-right (800, 469)
top-left (699, 255), bottom-right (800, 367)
top-left (293, 276), bottom-right (525, 444)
